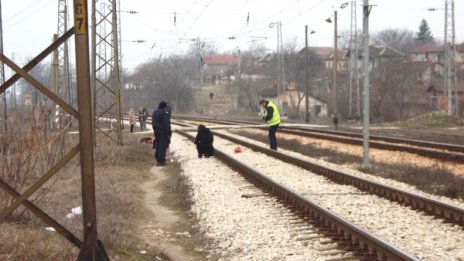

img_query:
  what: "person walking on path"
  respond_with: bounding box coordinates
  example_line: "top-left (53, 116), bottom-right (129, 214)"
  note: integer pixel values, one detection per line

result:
top-left (152, 101), bottom-right (171, 166)
top-left (128, 108), bottom-right (136, 133)
top-left (260, 99), bottom-right (281, 150)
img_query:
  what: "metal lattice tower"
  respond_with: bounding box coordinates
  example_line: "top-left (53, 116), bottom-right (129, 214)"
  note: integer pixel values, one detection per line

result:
top-left (50, 0), bottom-right (72, 129)
top-left (0, 1), bottom-right (7, 133)
top-left (57, 0), bottom-right (71, 107)
top-left (92, 0), bottom-right (123, 145)
top-left (444, 0), bottom-right (458, 116)
top-left (349, 0), bottom-right (360, 119)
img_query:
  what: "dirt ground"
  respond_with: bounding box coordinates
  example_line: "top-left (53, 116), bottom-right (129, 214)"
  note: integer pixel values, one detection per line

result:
top-left (136, 157), bottom-right (204, 261)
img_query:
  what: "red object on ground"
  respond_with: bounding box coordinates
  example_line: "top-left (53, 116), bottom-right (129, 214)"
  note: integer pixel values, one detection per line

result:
top-left (234, 146), bottom-right (242, 153)
top-left (139, 137), bottom-right (154, 144)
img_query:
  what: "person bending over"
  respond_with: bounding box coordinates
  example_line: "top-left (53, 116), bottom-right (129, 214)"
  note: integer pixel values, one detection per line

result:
top-left (259, 99), bottom-right (281, 150)
top-left (194, 124), bottom-right (214, 158)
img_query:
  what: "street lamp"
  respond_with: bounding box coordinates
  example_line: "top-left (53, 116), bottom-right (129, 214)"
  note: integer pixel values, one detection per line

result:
top-left (325, 2), bottom-right (348, 130)
top-left (305, 26), bottom-right (316, 124)
top-left (269, 21), bottom-right (284, 112)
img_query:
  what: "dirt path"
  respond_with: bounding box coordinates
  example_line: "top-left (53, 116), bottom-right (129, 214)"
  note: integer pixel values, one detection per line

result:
top-left (138, 166), bottom-right (198, 261)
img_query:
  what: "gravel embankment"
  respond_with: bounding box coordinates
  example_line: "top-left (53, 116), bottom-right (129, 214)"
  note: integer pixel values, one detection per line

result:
top-left (170, 134), bottom-right (353, 261)
top-left (211, 131), bottom-right (464, 260)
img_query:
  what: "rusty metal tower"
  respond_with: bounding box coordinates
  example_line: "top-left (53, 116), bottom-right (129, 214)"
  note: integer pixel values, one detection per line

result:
top-left (92, 0), bottom-right (123, 145)
top-left (0, 1), bottom-right (6, 133)
top-left (444, 0), bottom-right (458, 116)
top-left (0, 0), bottom-right (109, 259)
top-left (50, 0), bottom-right (72, 129)
top-left (57, 0), bottom-right (72, 107)
top-left (349, 0), bottom-right (360, 120)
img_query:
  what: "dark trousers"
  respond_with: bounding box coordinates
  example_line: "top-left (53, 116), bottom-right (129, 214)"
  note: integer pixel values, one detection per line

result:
top-left (130, 124), bottom-right (134, 133)
top-left (268, 124), bottom-right (279, 150)
top-left (155, 134), bottom-right (169, 164)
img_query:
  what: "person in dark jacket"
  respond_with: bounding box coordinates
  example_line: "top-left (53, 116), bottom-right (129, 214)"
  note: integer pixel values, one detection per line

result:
top-left (194, 124), bottom-right (214, 158)
top-left (260, 99), bottom-right (281, 150)
top-left (152, 101), bottom-right (171, 166)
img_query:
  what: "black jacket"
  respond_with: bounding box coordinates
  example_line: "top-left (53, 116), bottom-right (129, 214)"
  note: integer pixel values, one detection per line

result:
top-left (152, 108), bottom-right (171, 136)
top-left (194, 128), bottom-right (214, 155)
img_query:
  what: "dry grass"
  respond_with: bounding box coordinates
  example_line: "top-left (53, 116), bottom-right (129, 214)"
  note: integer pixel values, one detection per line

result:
top-left (0, 132), bottom-right (168, 260)
top-left (233, 130), bottom-right (464, 200)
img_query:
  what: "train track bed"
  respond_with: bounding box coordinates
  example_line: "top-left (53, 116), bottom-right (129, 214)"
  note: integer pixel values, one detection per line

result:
top-left (200, 130), bottom-right (463, 260)
top-left (216, 131), bottom-right (464, 260)
top-left (234, 128), bottom-right (464, 181)
top-left (169, 134), bottom-right (353, 260)
top-left (219, 129), bottom-right (464, 207)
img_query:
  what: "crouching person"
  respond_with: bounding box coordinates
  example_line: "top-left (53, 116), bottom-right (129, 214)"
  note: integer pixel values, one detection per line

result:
top-left (194, 124), bottom-right (214, 158)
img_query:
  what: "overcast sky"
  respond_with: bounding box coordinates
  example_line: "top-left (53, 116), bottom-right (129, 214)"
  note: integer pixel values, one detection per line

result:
top-left (2, 0), bottom-right (463, 72)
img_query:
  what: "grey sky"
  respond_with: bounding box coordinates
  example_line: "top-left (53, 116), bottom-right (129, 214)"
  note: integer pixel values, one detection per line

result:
top-left (2, 0), bottom-right (463, 71)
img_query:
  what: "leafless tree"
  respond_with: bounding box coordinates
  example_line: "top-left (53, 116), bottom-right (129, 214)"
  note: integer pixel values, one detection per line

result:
top-left (372, 28), bottom-right (417, 53)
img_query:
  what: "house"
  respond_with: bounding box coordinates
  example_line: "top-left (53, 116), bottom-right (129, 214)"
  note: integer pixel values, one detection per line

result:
top-left (425, 62), bottom-right (464, 115)
top-left (298, 47), bottom-right (348, 71)
top-left (411, 43), bottom-right (464, 64)
top-left (202, 55), bottom-right (239, 85)
top-left (346, 45), bottom-right (404, 76)
top-left (260, 84), bottom-right (328, 119)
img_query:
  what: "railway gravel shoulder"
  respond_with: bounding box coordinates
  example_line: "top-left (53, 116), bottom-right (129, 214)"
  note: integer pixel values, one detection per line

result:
top-left (210, 130), bottom-right (464, 260)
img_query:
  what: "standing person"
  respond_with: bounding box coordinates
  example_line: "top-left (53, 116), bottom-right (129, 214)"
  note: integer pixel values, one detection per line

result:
top-left (259, 99), bottom-right (281, 150)
top-left (152, 101), bottom-right (171, 166)
top-left (140, 107), bottom-right (148, 131)
top-left (138, 107), bottom-right (143, 131)
top-left (128, 108), bottom-right (136, 133)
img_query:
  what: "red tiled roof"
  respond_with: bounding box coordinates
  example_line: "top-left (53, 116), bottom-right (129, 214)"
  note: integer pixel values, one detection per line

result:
top-left (411, 45), bottom-right (444, 53)
top-left (203, 55), bottom-right (239, 65)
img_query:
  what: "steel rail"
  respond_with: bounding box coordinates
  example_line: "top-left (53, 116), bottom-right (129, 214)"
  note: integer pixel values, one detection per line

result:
top-left (275, 127), bottom-right (464, 163)
top-left (175, 116), bottom-right (464, 152)
top-left (211, 131), bottom-right (464, 226)
top-left (176, 130), bottom-right (419, 261)
top-left (286, 126), bottom-right (464, 154)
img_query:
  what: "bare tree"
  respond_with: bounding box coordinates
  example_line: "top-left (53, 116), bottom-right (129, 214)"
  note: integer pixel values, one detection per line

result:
top-left (372, 28), bottom-right (416, 53)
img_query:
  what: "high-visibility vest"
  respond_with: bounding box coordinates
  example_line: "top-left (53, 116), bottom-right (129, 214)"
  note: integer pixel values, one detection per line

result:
top-left (264, 101), bottom-right (281, 126)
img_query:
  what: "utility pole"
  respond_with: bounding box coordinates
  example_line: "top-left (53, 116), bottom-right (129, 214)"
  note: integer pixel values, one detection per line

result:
top-left (362, 0), bottom-right (371, 166)
top-left (349, 0), bottom-right (360, 119)
top-left (10, 53), bottom-right (16, 111)
top-left (444, 0), bottom-right (457, 116)
top-left (305, 26), bottom-right (309, 124)
top-left (333, 10), bottom-right (338, 127)
top-left (196, 38), bottom-right (202, 85)
top-left (275, 22), bottom-right (284, 112)
top-left (74, 0), bottom-right (109, 259)
top-left (0, 1), bottom-right (7, 133)
top-left (51, 34), bottom-right (61, 129)
top-left (235, 48), bottom-right (240, 111)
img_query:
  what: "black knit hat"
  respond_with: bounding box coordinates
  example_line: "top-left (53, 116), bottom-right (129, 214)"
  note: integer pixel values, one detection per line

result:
top-left (158, 101), bottom-right (167, 109)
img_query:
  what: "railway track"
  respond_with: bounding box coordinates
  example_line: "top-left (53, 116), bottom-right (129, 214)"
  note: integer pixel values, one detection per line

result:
top-left (172, 116), bottom-right (464, 163)
top-left (174, 129), bottom-right (464, 260)
top-left (176, 130), bottom-right (420, 261)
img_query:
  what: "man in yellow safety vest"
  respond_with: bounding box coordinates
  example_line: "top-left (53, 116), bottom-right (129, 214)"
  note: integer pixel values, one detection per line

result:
top-left (259, 99), bottom-right (281, 150)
